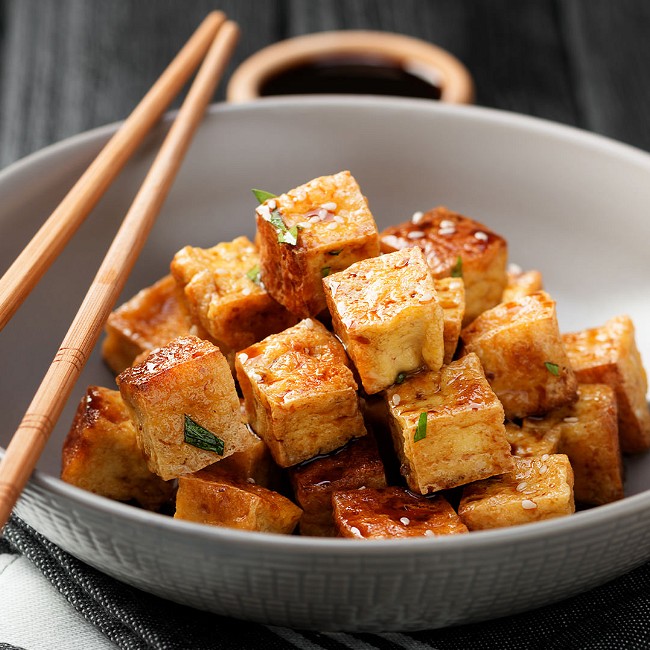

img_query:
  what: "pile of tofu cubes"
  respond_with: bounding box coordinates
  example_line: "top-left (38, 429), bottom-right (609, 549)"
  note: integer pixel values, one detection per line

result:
top-left (61, 171), bottom-right (650, 539)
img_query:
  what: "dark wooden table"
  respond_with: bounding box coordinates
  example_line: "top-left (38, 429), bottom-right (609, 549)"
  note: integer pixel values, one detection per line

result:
top-left (1, 0), bottom-right (649, 173)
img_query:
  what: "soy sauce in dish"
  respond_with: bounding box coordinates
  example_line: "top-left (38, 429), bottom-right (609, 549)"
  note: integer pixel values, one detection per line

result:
top-left (259, 55), bottom-right (442, 100)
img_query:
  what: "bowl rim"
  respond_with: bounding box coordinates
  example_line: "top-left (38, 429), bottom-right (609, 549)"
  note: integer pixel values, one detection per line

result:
top-left (2, 95), bottom-right (650, 553)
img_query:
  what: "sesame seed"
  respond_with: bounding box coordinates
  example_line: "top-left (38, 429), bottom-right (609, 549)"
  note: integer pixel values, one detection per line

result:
top-left (418, 292), bottom-right (433, 302)
top-left (256, 204), bottom-right (271, 220)
top-left (318, 208), bottom-right (329, 220)
top-left (424, 530), bottom-right (435, 537)
top-left (297, 221), bottom-right (311, 229)
top-left (246, 477), bottom-right (256, 484)
top-left (250, 371), bottom-right (263, 382)
top-left (563, 416), bottom-right (579, 423)
top-left (326, 222), bottom-right (338, 230)
top-left (392, 394), bottom-right (401, 406)
top-left (400, 517), bottom-right (410, 526)
top-left (267, 199), bottom-right (277, 210)
top-left (516, 482), bottom-right (527, 492)
top-left (304, 318), bottom-right (314, 329)
top-left (507, 262), bottom-right (523, 275)
top-left (350, 526), bottom-right (361, 536)
top-left (241, 288), bottom-right (251, 296)
top-left (522, 499), bottom-right (537, 510)
top-left (539, 465), bottom-right (548, 475)
top-left (334, 215), bottom-right (345, 223)
top-left (321, 202), bottom-right (337, 211)
top-left (541, 454), bottom-right (550, 461)
top-left (474, 231), bottom-right (488, 241)
top-left (411, 211), bottom-right (424, 224)
top-left (238, 353), bottom-right (249, 364)
top-left (438, 227), bottom-right (456, 236)
top-left (309, 214), bottom-right (321, 222)
top-left (407, 230), bottom-right (425, 239)
top-left (439, 219), bottom-right (455, 228)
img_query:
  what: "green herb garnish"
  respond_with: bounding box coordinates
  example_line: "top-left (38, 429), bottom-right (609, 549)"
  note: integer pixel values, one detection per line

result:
top-left (414, 412), bottom-right (428, 442)
top-left (328, 249), bottom-right (343, 256)
top-left (544, 361), bottom-right (560, 376)
top-left (395, 372), bottom-right (407, 384)
top-left (450, 255), bottom-right (463, 278)
top-left (183, 415), bottom-right (225, 455)
top-left (251, 189), bottom-right (277, 204)
top-left (321, 266), bottom-right (331, 277)
top-left (264, 209), bottom-right (298, 245)
top-left (246, 265), bottom-right (261, 284)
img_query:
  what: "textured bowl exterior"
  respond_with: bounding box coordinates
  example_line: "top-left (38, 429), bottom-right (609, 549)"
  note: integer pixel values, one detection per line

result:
top-left (2, 99), bottom-right (650, 631)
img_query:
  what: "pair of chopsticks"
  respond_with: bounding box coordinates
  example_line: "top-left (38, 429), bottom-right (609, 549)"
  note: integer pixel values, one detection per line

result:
top-left (0, 12), bottom-right (239, 529)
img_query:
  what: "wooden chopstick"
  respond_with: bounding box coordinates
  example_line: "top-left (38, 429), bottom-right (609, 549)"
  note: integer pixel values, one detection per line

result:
top-left (0, 11), bottom-right (226, 333)
top-left (0, 19), bottom-right (240, 529)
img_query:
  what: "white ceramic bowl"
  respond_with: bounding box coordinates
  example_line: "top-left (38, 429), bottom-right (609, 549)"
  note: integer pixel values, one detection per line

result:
top-left (1, 98), bottom-right (649, 632)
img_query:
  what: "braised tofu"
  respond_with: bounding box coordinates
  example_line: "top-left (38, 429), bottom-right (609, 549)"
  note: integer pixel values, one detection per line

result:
top-left (461, 291), bottom-right (578, 419)
top-left (236, 319), bottom-right (367, 467)
top-left (458, 454), bottom-right (575, 530)
top-left (61, 387), bottom-right (174, 510)
top-left (505, 421), bottom-right (561, 458)
top-left (435, 277), bottom-right (466, 364)
top-left (170, 236), bottom-right (297, 355)
top-left (323, 247), bottom-right (444, 394)
top-left (174, 473), bottom-right (302, 534)
top-left (117, 336), bottom-right (256, 481)
top-left (200, 433), bottom-right (279, 489)
top-left (333, 487), bottom-right (468, 539)
top-left (502, 267), bottom-right (543, 303)
top-left (289, 435), bottom-right (387, 536)
top-left (380, 206), bottom-right (507, 325)
top-left (563, 315), bottom-right (650, 453)
top-left (384, 353), bottom-right (513, 494)
top-left (102, 275), bottom-right (194, 375)
top-left (256, 171), bottom-right (380, 318)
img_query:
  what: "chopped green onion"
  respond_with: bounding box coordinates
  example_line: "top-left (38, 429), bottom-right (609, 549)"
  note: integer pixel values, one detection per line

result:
top-left (321, 266), bottom-right (331, 277)
top-left (451, 256), bottom-right (463, 278)
top-left (328, 249), bottom-right (343, 256)
top-left (414, 412), bottom-right (428, 442)
top-left (246, 265), bottom-right (261, 284)
top-left (184, 415), bottom-right (225, 455)
top-left (545, 362), bottom-right (560, 376)
top-left (251, 189), bottom-right (277, 204)
top-left (395, 372), bottom-right (407, 384)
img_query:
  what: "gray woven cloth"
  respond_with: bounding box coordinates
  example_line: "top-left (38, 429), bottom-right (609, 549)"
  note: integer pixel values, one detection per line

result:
top-left (2, 515), bottom-right (650, 650)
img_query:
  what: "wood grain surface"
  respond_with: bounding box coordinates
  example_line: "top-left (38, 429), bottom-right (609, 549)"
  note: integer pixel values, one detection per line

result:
top-left (1, 0), bottom-right (649, 171)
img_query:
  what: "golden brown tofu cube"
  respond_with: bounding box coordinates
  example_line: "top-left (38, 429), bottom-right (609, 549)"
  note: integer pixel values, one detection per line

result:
top-left (174, 473), bottom-right (302, 534)
top-left (380, 206), bottom-right (507, 325)
top-left (289, 435), bottom-right (387, 536)
top-left (563, 315), bottom-right (650, 453)
top-left (256, 171), bottom-right (380, 318)
top-left (117, 336), bottom-right (256, 481)
top-left (102, 275), bottom-right (194, 375)
top-left (323, 247), bottom-right (444, 394)
top-left (332, 487), bottom-right (468, 539)
top-left (458, 454), bottom-right (575, 530)
top-left (170, 236), bottom-right (297, 355)
top-left (61, 387), bottom-right (173, 511)
top-left (236, 319), bottom-right (367, 467)
top-left (505, 421), bottom-right (561, 458)
top-left (384, 353), bottom-right (513, 494)
top-left (502, 266), bottom-right (544, 303)
top-left (461, 291), bottom-right (578, 419)
top-left (435, 277), bottom-right (466, 364)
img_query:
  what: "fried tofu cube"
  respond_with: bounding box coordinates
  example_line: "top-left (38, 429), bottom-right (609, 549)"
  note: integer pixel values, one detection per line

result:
top-left (236, 319), bottom-right (367, 467)
top-left (323, 247), bottom-right (444, 394)
top-left (170, 236), bottom-right (297, 355)
top-left (505, 421), bottom-right (561, 458)
top-left (333, 487), bottom-right (468, 539)
top-left (380, 206), bottom-right (507, 325)
top-left (256, 171), bottom-right (380, 318)
top-left (384, 353), bottom-right (513, 494)
top-left (435, 277), bottom-right (466, 364)
top-left (174, 473), bottom-right (302, 534)
top-left (289, 435), bottom-right (387, 536)
top-left (458, 454), bottom-right (575, 530)
top-left (461, 291), bottom-right (578, 419)
top-left (563, 315), bottom-right (650, 453)
top-left (502, 267), bottom-right (543, 303)
top-left (102, 275), bottom-right (194, 375)
top-left (61, 387), bottom-right (173, 510)
top-left (117, 336), bottom-right (256, 481)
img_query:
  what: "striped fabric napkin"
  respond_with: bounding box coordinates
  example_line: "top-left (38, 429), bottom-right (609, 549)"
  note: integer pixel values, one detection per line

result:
top-left (2, 515), bottom-right (650, 650)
